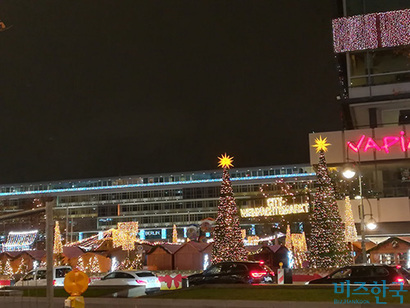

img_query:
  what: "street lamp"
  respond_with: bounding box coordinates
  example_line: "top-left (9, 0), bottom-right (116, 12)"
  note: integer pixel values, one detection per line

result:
top-left (342, 165), bottom-right (377, 264)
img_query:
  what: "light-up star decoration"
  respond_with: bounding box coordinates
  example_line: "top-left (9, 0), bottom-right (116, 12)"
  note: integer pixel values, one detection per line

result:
top-left (313, 136), bottom-right (331, 153)
top-left (218, 153), bottom-right (234, 169)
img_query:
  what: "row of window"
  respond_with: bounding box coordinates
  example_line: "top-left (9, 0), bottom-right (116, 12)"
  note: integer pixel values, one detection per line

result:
top-left (97, 212), bottom-right (215, 227)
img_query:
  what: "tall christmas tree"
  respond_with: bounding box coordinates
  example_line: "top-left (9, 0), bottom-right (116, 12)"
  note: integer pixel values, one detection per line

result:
top-left (212, 154), bottom-right (248, 264)
top-left (54, 221), bottom-right (64, 266)
top-left (309, 137), bottom-right (351, 268)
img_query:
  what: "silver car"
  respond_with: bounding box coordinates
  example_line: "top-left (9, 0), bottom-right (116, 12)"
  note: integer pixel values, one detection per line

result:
top-left (15, 266), bottom-right (72, 287)
top-left (91, 270), bottom-right (161, 294)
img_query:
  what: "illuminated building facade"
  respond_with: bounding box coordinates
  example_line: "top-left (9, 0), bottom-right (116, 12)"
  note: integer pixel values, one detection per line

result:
top-left (308, 0), bottom-right (410, 244)
top-left (0, 164), bottom-right (315, 243)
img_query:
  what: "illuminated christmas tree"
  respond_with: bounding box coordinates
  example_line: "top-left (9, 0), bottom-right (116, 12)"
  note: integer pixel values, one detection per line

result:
top-left (212, 154), bottom-right (248, 264)
top-left (309, 137), bottom-right (351, 268)
top-left (3, 259), bottom-right (13, 278)
top-left (119, 254), bottom-right (142, 270)
top-left (54, 221), bottom-right (64, 266)
top-left (344, 196), bottom-right (357, 243)
top-left (16, 257), bottom-right (29, 275)
top-left (88, 255), bottom-right (100, 273)
top-left (285, 225), bottom-right (292, 251)
top-left (172, 224), bottom-right (178, 243)
top-left (76, 256), bottom-right (86, 272)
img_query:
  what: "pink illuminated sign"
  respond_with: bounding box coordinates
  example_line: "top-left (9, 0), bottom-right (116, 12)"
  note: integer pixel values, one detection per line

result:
top-left (347, 132), bottom-right (409, 153)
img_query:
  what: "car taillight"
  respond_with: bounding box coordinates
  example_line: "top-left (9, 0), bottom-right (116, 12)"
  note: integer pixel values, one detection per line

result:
top-left (250, 271), bottom-right (267, 278)
top-left (53, 280), bottom-right (56, 286)
top-left (136, 280), bottom-right (147, 284)
top-left (259, 260), bottom-right (264, 265)
top-left (396, 265), bottom-right (402, 269)
top-left (270, 271), bottom-right (275, 277)
top-left (396, 277), bottom-right (405, 283)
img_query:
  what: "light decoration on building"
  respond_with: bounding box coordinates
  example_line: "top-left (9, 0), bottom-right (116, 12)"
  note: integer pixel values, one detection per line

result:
top-left (112, 222), bottom-right (139, 251)
top-left (379, 9), bottom-right (410, 48)
top-left (2, 230), bottom-right (38, 252)
top-left (33, 260), bottom-right (39, 269)
top-left (16, 257), bottom-right (29, 275)
top-left (76, 256), bottom-right (86, 272)
top-left (240, 197), bottom-right (309, 218)
top-left (0, 172), bottom-right (315, 198)
top-left (347, 132), bottom-right (410, 153)
top-left (333, 9), bottom-right (410, 53)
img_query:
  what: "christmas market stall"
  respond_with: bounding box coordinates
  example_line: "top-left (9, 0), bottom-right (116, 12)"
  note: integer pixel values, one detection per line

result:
top-left (174, 241), bottom-right (212, 271)
top-left (147, 243), bottom-right (182, 270)
top-left (367, 237), bottom-right (410, 266)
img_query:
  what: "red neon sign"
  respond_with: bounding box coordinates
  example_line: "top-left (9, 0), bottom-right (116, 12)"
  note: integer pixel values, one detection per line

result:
top-left (347, 132), bottom-right (409, 153)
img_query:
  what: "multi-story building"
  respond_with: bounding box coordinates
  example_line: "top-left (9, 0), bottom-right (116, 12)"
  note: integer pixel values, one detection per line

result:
top-left (309, 0), bottom-right (410, 247)
top-left (0, 164), bottom-right (315, 244)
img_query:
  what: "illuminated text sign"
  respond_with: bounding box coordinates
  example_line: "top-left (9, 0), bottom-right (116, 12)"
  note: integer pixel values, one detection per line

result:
top-left (240, 197), bottom-right (309, 218)
top-left (347, 132), bottom-right (409, 153)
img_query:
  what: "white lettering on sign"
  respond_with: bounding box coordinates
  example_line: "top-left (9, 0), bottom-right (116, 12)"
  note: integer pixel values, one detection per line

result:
top-left (240, 197), bottom-right (309, 218)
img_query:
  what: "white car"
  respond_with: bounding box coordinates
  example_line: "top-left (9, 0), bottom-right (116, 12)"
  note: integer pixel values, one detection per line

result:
top-left (15, 266), bottom-right (72, 287)
top-left (91, 270), bottom-right (161, 294)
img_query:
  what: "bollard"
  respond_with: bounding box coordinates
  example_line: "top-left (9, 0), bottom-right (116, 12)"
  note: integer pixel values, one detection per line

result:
top-left (277, 262), bottom-right (284, 284)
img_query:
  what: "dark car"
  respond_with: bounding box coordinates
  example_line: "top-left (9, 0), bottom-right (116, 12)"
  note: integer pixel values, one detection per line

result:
top-left (188, 261), bottom-right (275, 286)
top-left (307, 264), bottom-right (410, 285)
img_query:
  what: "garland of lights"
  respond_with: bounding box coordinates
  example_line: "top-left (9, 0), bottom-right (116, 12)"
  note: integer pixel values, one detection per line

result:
top-left (333, 9), bottom-right (410, 53)
top-left (3, 230), bottom-right (38, 252)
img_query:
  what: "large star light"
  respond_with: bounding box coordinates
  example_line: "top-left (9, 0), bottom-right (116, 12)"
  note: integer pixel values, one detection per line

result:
top-left (218, 153), bottom-right (234, 169)
top-left (313, 136), bottom-right (331, 153)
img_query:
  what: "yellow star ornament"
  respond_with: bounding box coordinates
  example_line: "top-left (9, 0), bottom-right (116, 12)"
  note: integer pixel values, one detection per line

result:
top-left (218, 153), bottom-right (234, 169)
top-left (313, 136), bottom-right (331, 153)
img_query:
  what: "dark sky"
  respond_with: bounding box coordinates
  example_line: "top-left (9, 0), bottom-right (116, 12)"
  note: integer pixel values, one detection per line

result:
top-left (0, 1), bottom-right (342, 184)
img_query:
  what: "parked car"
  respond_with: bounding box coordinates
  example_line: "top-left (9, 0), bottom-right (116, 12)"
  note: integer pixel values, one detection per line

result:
top-left (15, 266), bottom-right (72, 287)
top-left (91, 270), bottom-right (161, 293)
top-left (307, 264), bottom-right (410, 285)
top-left (188, 261), bottom-right (275, 286)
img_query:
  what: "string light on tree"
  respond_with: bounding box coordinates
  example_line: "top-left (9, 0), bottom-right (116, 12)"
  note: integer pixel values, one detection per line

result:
top-left (212, 154), bottom-right (248, 264)
top-left (309, 138), bottom-right (351, 268)
top-left (3, 259), bottom-right (13, 278)
top-left (344, 196), bottom-right (358, 243)
top-left (172, 224), bottom-right (177, 244)
top-left (54, 221), bottom-right (64, 266)
top-left (88, 255), bottom-right (100, 273)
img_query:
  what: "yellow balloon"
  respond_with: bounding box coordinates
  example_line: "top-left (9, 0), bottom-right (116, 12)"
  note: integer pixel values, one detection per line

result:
top-left (64, 269), bottom-right (89, 296)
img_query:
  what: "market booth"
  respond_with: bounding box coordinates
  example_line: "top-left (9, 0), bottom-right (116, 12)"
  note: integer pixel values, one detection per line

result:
top-left (368, 237), bottom-right (410, 266)
top-left (174, 242), bottom-right (212, 270)
top-left (147, 243), bottom-right (182, 270)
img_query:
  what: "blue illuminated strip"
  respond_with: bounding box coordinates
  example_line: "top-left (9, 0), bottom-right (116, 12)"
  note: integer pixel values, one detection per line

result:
top-left (0, 173), bottom-right (315, 197)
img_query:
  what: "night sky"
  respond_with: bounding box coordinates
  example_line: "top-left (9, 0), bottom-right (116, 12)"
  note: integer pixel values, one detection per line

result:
top-left (0, 1), bottom-right (342, 184)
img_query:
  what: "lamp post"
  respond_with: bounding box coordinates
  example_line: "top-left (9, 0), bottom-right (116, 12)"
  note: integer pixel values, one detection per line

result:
top-left (342, 165), bottom-right (376, 264)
